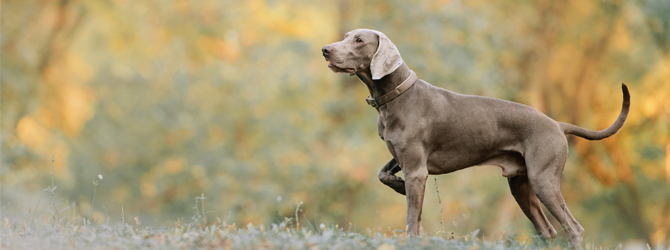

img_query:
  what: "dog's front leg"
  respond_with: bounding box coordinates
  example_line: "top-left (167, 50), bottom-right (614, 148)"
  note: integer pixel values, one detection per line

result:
top-left (377, 117), bottom-right (409, 194)
top-left (401, 151), bottom-right (428, 236)
top-left (385, 137), bottom-right (428, 235)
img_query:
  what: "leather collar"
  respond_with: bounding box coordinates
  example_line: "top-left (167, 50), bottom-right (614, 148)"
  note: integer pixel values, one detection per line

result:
top-left (365, 70), bottom-right (417, 109)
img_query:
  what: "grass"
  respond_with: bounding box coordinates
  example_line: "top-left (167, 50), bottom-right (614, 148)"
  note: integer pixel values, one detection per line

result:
top-left (2, 156), bottom-right (661, 249)
top-left (1, 217), bottom-right (570, 250)
top-left (0, 189), bottom-right (578, 250)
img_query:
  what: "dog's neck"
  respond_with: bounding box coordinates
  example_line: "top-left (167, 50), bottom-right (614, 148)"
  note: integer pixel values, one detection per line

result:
top-left (355, 63), bottom-right (412, 99)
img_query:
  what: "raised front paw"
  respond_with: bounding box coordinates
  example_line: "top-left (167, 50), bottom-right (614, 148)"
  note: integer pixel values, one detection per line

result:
top-left (379, 171), bottom-right (406, 195)
top-left (387, 175), bottom-right (406, 195)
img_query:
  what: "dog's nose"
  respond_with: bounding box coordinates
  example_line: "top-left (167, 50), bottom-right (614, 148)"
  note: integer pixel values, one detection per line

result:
top-left (322, 46), bottom-right (331, 55)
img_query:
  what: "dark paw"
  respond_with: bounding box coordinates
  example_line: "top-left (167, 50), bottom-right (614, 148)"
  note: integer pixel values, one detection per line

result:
top-left (389, 177), bottom-right (406, 195)
top-left (380, 173), bottom-right (406, 195)
top-left (378, 158), bottom-right (406, 195)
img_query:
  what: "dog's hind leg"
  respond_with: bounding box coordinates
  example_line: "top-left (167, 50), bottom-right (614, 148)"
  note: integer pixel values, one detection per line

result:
top-left (526, 142), bottom-right (584, 249)
top-left (508, 175), bottom-right (557, 239)
top-left (378, 158), bottom-right (406, 195)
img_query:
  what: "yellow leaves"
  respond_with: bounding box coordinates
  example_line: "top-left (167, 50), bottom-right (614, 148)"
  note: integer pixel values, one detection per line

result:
top-left (44, 51), bottom-right (93, 84)
top-left (165, 158), bottom-right (183, 174)
top-left (198, 36), bottom-right (241, 62)
top-left (547, 44), bottom-right (582, 85)
top-left (16, 116), bottom-right (73, 184)
top-left (640, 57), bottom-right (670, 118)
top-left (569, 0), bottom-right (596, 18)
top-left (42, 52), bottom-right (96, 137)
top-left (242, 0), bottom-right (337, 44)
top-left (275, 9), bottom-right (331, 41)
top-left (36, 107), bottom-right (57, 129)
top-left (61, 86), bottom-right (96, 137)
top-left (175, 0), bottom-right (190, 15)
top-left (642, 94), bottom-right (665, 118)
top-left (611, 19), bottom-right (631, 51)
top-left (16, 117), bottom-right (50, 151)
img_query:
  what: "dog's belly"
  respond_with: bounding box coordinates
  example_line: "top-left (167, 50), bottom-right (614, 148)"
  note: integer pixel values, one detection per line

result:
top-left (426, 146), bottom-right (526, 177)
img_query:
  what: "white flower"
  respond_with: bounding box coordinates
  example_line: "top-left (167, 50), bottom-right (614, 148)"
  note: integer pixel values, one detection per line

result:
top-left (319, 223), bottom-right (325, 230)
top-left (98, 174), bottom-right (103, 180)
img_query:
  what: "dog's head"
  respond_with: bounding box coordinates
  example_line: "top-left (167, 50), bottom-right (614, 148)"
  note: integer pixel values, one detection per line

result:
top-left (321, 29), bottom-right (403, 80)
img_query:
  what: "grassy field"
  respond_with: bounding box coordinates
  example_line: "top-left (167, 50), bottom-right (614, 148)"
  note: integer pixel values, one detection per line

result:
top-left (2, 196), bottom-right (664, 250)
top-left (1, 169), bottom-right (662, 249)
top-left (0, 179), bottom-right (655, 250)
top-left (1, 218), bottom-right (574, 250)
top-left (0, 164), bottom-right (658, 249)
top-left (0, 181), bottom-right (577, 250)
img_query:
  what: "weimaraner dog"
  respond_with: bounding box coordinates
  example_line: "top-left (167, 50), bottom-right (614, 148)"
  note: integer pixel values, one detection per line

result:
top-left (321, 29), bottom-right (629, 248)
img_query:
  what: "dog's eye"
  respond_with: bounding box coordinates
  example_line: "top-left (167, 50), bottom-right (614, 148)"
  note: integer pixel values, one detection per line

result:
top-left (356, 38), bottom-right (362, 43)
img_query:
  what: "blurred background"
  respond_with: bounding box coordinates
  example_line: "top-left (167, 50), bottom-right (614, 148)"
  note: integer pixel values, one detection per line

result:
top-left (1, 0), bottom-right (669, 246)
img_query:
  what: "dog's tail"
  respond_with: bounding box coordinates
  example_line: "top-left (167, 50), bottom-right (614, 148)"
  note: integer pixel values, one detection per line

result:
top-left (558, 83), bottom-right (630, 140)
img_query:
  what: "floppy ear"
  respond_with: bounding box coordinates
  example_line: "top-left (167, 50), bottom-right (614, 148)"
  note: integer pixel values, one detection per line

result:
top-left (370, 31), bottom-right (404, 80)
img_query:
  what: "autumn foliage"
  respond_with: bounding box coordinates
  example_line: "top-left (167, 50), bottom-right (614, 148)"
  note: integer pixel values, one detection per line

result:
top-left (1, 0), bottom-right (669, 246)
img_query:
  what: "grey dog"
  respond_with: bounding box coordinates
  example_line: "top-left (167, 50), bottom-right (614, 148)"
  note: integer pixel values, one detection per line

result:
top-left (321, 29), bottom-right (629, 248)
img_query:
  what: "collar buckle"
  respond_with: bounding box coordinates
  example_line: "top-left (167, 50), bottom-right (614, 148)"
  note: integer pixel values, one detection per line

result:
top-left (365, 96), bottom-right (380, 108)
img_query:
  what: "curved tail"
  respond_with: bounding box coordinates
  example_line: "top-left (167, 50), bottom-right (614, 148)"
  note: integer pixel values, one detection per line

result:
top-left (559, 83), bottom-right (630, 140)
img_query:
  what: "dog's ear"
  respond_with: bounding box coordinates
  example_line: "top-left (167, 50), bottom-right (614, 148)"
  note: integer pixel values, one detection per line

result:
top-left (370, 31), bottom-right (403, 80)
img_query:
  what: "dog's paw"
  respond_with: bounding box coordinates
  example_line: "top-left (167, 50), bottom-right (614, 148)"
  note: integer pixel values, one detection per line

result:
top-left (388, 175), bottom-right (406, 195)
top-left (378, 169), bottom-right (406, 195)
